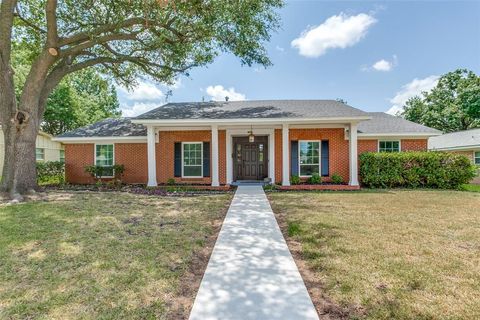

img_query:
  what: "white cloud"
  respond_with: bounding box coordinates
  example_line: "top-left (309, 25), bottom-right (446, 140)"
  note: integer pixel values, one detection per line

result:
top-left (275, 45), bottom-right (285, 52)
top-left (118, 80), bottom-right (163, 101)
top-left (206, 85), bottom-right (246, 101)
top-left (386, 75), bottom-right (439, 115)
top-left (291, 12), bottom-right (377, 57)
top-left (121, 102), bottom-right (161, 117)
top-left (373, 59), bottom-right (391, 71)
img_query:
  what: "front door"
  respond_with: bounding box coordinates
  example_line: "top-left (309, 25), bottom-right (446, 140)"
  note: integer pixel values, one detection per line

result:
top-left (242, 144), bottom-right (259, 180)
top-left (233, 136), bottom-right (268, 181)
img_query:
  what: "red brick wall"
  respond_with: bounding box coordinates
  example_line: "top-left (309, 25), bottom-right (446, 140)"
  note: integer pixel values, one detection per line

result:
top-left (291, 128), bottom-right (350, 183)
top-left (401, 139), bottom-right (428, 151)
top-left (155, 130), bottom-right (227, 185)
top-left (115, 143), bottom-right (148, 183)
top-left (358, 140), bottom-right (378, 154)
top-left (64, 133), bottom-right (430, 185)
top-left (65, 144), bottom-right (94, 184)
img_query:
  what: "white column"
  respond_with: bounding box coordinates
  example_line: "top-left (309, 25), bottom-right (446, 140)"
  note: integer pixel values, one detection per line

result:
top-left (226, 131), bottom-right (233, 184)
top-left (211, 125), bottom-right (220, 187)
top-left (268, 132), bottom-right (275, 184)
top-left (282, 123), bottom-right (290, 186)
top-left (349, 123), bottom-right (359, 186)
top-left (147, 125), bottom-right (157, 187)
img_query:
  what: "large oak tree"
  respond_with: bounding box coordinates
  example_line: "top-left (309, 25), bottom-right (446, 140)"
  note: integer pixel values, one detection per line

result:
top-left (401, 69), bottom-right (480, 133)
top-left (0, 0), bottom-right (282, 198)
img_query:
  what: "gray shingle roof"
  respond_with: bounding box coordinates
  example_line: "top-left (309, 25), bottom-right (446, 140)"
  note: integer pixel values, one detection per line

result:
top-left (134, 100), bottom-right (368, 120)
top-left (57, 118), bottom-right (147, 138)
top-left (358, 112), bottom-right (441, 134)
top-left (428, 128), bottom-right (480, 150)
top-left (55, 107), bottom-right (440, 139)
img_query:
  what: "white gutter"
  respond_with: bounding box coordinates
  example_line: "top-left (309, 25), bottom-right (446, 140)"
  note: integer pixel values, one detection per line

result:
top-left (52, 136), bottom-right (147, 143)
top-left (428, 145), bottom-right (480, 151)
top-left (357, 132), bottom-right (441, 138)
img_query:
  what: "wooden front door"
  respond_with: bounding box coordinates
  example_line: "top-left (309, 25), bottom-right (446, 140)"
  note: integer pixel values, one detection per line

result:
top-left (242, 144), bottom-right (259, 180)
top-left (233, 136), bottom-right (268, 181)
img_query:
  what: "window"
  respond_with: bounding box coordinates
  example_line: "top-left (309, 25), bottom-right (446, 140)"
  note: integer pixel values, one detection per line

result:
top-left (299, 141), bottom-right (320, 176)
top-left (182, 142), bottom-right (202, 177)
top-left (475, 151), bottom-right (480, 165)
top-left (35, 148), bottom-right (45, 161)
top-left (95, 144), bottom-right (114, 177)
top-left (379, 141), bottom-right (400, 153)
top-left (59, 150), bottom-right (65, 163)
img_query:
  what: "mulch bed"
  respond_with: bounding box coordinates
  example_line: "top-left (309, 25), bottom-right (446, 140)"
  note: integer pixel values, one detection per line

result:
top-left (42, 184), bottom-right (235, 197)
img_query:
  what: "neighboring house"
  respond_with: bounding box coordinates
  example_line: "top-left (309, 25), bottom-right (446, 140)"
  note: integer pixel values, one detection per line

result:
top-left (0, 129), bottom-right (65, 174)
top-left (429, 128), bottom-right (480, 184)
top-left (53, 100), bottom-right (441, 186)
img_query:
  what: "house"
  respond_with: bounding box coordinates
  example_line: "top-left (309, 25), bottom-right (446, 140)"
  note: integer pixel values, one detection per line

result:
top-left (53, 100), bottom-right (441, 187)
top-left (0, 129), bottom-right (64, 173)
top-left (429, 128), bottom-right (480, 183)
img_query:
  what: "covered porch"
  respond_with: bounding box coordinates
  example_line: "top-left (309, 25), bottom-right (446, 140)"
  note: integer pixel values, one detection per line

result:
top-left (139, 120), bottom-right (361, 188)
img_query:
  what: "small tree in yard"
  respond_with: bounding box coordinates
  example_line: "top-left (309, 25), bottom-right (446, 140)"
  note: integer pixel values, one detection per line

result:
top-left (0, 0), bottom-right (283, 199)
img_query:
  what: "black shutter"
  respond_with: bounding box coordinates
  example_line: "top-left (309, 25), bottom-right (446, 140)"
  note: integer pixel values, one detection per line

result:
top-left (291, 141), bottom-right (299, 176)
top-left (203, 142), bottom-right (210, 177)
top-left (321, 140), bottom-right (329, 177)
top-left (174, 142), bottom-right (181, 177)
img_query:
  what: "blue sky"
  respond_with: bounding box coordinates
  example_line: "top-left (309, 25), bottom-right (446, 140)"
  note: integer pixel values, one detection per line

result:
top-left (118, 0), bottom-right (480, 117)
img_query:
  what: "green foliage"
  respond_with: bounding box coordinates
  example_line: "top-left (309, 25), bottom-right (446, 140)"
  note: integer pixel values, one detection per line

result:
top-left (331, 173), bottom-right (344, 184)
top-left (401, 69), bottom-right (480, 132)
top-left (12, 44), bottom-right (121, 135)
top-left (12, 0), bottom-right (283, 88)
top-left (42, 69), bottom-right (121, 135)
top-left (167, 178), bottom-right (176, 186)
top-left (263, 184), bottom-right (279, 192)
top-left (307, 173), bottom-right (322, 185)
top-left (290, 175), bottom-right (301, 185)
top-left (359, 152), bottom-right (476, 189)
top-left (36, 161), bottom-right (65, 185)
top-left (84, 164), bottom-right (125, 182)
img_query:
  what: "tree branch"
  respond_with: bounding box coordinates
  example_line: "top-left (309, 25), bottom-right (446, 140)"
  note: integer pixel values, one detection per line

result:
top-left (45, 0), bottom-right (58, 48)
top-left (0, 0), bottom-right (17, 64)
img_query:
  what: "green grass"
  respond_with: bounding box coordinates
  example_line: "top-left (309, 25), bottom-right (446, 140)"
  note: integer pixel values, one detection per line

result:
top-left (0, 191), bottom-right (231, 319)
top-left (269, 190), bottom-right (480, 319)
top-left (461, 183), bottom-right (480, 192)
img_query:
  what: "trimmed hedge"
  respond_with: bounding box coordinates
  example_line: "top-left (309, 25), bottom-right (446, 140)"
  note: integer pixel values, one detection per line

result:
top-left (359, 152), bottom-right (476, 189)
top-left (37, 161), bottom-right (65, 185)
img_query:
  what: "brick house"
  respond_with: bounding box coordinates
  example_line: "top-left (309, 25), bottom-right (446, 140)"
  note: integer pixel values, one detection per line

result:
top-left (53, 100), bottom-right (441, 187)
top-left (429, 128), bottom-right (480, 184)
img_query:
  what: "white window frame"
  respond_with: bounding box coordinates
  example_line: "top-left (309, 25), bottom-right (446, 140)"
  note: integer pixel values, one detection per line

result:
top-left (474, 150), bottom-right (480, 166)
top-left (35, 148), bottom-right (45, 162)
top-left (181, 142), bottom-right (203, 178)
top-left (59, 149), bottom-right (65, 163)
top-left (94, 144), bottom-right (115, 178)
top-left (378, 140), bottom-right (401, 153)
top-left (298, 140), bottom-right (321, 177)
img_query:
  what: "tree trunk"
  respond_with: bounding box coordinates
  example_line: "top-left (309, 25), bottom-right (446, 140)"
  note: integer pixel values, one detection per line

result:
top-left (1, 112), bottom-right (39, 197)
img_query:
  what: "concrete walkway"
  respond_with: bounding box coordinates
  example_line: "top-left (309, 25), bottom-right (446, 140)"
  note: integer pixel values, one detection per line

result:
top-left (189, 185), bottom-right (319, 320)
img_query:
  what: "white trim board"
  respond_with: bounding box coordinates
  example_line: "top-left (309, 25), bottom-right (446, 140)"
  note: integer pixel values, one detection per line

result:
top-left (53, 136), bottom-right (147, 143)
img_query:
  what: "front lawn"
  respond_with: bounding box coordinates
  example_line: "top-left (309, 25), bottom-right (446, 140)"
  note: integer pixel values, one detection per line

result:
top-left (269, 190), bottom-right (480, 319)
top-left (0, 191), bottom-right (231, 319)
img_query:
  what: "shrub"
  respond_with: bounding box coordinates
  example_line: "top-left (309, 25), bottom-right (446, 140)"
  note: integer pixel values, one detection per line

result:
top-left (331, 173), bottom-right (344, 184)
top-left (290, 175), bottom-right (301, 185)
top-left (37, 161), bottom-right (65, 185)
top-left (85, 164), bottom-right (125, 183)
top-left (307, 172), bottom-right (322, 184)
top-left (359, 151), bottom-right (476, 189)
top-left (167, 178), bottom-right (176, 185)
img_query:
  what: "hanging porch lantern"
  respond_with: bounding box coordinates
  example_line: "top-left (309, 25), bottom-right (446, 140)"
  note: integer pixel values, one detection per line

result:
top-left (248, 126), bottom-right (255, 143)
